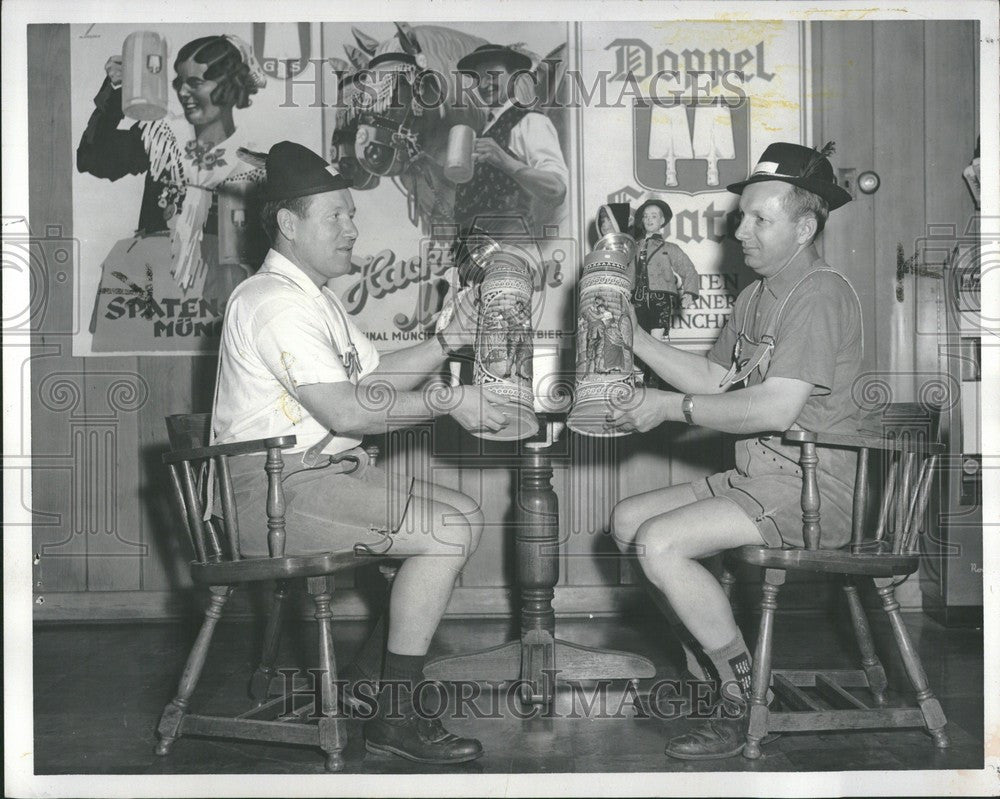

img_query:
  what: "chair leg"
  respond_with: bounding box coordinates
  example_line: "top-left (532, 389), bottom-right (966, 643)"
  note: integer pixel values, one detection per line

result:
top-left (875, 581), bottom-right (949, 748)
top-left (843, 578), bottom-right (888, 706)
top-left (155, 585), bottom-right (231, 756)
top-left (307, 575), bottom-right (347, 773)
top-left (719, 564), bottom-right (737, 606)
top-left (249, 579), bottom-right (290, 704)
top-left (744, 569), bottom-right (784, 760)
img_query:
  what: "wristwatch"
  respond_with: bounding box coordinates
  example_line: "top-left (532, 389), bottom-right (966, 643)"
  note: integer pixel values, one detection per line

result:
top-left (682, 394), bottom-right (695, 425)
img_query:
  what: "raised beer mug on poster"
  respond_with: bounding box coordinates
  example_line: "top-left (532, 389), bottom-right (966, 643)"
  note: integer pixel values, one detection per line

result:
top-left (444, 124), bottom-right (475, 184)
top-left (121, 31), bottom-right (169, 121)
top-left (567, 234), bottom-right (638, 437)
top-left (473, 249), bottom-right (539, 441)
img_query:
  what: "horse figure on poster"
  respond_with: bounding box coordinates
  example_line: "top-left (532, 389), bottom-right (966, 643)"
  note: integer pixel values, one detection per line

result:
top-left (329, 23), bottom-right (566, 237)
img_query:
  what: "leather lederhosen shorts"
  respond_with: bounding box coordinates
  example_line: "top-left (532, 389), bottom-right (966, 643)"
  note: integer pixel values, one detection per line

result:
top-left (692, 436), bottom-right (857, 549)
top-left (227, 452), bottom-right (414, 557)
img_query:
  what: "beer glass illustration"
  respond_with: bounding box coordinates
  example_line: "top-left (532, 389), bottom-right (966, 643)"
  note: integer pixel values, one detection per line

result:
top-left (121, 31), bottom-right (169, 121)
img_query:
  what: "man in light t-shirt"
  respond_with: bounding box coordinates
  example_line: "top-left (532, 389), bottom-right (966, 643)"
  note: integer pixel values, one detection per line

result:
top-left (213, 141), bottom-right (507, 765)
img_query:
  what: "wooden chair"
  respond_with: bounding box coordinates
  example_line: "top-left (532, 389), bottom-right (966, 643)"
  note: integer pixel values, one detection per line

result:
top-left (155, 413), bottom-right (388, 772)
top-left (723, 403), bottom-right (950, 759)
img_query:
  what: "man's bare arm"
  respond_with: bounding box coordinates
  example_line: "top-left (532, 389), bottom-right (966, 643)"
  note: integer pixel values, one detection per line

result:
top-left (373, 338), bottom-right (448, 391)
top-left (297, 381), bottom-right (507, 437)
top-left (608, 377), bottom-right (815, 435)
top-left (632, 326), bottom-right (730, 395)
top-left (359, 286), bottom-right (479, 392)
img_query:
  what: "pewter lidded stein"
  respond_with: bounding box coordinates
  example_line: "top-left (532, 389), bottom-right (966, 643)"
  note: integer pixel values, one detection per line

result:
top-left (567, 231), bottom-right (638, 437)
top-left (460, 236), bottom-right (539, 441)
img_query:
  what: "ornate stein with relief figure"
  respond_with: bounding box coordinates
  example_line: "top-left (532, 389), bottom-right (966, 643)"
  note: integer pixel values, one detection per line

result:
top-left (567, 204), bottom-right (638, 437)
top-left (472, 247), bottom-right (539, 441)
top-left (438, 233), bottom-right (539, 441)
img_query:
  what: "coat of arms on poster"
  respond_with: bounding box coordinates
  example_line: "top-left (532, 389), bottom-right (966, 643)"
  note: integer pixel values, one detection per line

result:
top-left (580, 22), bottom-right (807, 347)
top-left (634, 97), bottom-right (751, 195)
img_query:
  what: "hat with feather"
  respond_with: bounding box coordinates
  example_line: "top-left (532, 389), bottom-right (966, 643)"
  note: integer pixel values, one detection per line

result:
top-left (727, 141), bottom-right (852, 210)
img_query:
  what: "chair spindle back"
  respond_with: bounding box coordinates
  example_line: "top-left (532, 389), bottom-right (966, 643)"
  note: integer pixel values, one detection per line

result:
top-left (163, 413), bottom-right (292, 564)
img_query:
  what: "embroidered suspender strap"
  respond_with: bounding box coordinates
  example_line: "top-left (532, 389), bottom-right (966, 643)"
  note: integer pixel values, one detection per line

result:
top-left (764, 267), bottom-right (864, 355)
top-left (720, 267), bottom-right (863, 390)
top-left (752, 267), bottom-right (864, 387)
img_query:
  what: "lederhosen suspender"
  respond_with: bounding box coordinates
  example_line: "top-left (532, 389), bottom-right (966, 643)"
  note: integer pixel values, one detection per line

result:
top-left (720, 266), bottom-right (863, 388)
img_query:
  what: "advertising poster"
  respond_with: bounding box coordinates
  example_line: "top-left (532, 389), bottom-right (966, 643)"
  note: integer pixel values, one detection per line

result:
top-left (579, 21), bottom-right (808, 348)
top-left (71, 22), bottom-right (326, 354)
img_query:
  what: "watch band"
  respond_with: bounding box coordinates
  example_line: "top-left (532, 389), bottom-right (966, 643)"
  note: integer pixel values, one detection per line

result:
top-left (682, 394), bottom-right (695, 425)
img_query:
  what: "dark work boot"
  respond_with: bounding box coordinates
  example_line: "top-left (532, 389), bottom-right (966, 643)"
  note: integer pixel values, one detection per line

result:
top-left (665, 694), bottom-right (780, 760)
top-left (364, 666), bottom-right (483, 765)
top-left (665, 695), bottom-right (748, 760)
top-left (365, 712), bottom-right (484, 765)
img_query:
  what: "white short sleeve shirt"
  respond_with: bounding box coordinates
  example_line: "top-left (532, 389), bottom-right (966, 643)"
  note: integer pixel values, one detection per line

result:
top-left (483, 100), bottom-right (569, 226)
top-left (212, 249), bottom-right (380, 455)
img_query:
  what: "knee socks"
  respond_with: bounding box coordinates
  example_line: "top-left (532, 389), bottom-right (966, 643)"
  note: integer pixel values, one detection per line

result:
top-left (377, 650), bottom-right (427, 717)
top-left (704, 631), bottom-right (754, 705)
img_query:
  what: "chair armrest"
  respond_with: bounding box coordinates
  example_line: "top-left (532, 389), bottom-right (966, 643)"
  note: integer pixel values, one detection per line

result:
top-left (162, 435), bottom-right (298, 464)
top-left (783, 428), bottom-right (944, 454)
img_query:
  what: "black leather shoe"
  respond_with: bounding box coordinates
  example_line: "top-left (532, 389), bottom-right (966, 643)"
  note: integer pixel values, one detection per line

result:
top-left (665, 699), bottom-right (781, 760)
top-left (365, 714), bottom-right (484, 764)
top-left (665, 717), bottom-right (746, 760)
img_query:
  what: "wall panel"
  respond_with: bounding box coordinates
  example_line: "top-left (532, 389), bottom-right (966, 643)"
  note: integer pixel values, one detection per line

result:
top-left (29, 21), bottom-right (980, 619)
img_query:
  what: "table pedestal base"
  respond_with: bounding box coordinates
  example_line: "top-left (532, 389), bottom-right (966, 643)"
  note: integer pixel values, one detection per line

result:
top-left (425, 632), bottom-right (656, 706)
top-left (425, 422), bottom-right (655, 708)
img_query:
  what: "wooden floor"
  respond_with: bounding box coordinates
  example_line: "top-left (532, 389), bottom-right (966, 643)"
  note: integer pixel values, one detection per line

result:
top-left (34, 609), bottom-right (983, 775)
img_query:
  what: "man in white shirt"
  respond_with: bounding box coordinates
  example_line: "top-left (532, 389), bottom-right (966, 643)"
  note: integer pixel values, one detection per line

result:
top-left (453, 44), bottom-right (568, 238)
top-left (214, 140), bottom-right (508, 764)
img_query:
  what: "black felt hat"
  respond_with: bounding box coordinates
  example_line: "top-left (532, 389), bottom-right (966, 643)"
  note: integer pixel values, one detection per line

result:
top-left (457, 44), bottom-right (532, 73)
top-left (635, 198), bottom-right (673, 226)
top-left (727, 141), bottom-right (852, 210)
top-left (264, 141), bottom-right (352, 202)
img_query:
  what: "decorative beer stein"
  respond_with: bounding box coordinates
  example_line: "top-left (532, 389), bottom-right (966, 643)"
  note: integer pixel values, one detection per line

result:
top-left (121, 31), bottom-right (169, 121)
top-left (473, 249), bottom-right (539, 441)
top-left (567, 238), bottom-right (638, 437)
top-left (594, 231), bottom-right (637, 280)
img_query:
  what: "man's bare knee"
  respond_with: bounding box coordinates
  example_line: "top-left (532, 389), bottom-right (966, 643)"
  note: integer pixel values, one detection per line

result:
top-left (610, 499), bottom-right (642, 550)
top-left (465, 505), bottom-right (485, 554)
top-left (634, 519), bottom-right (686, 563)
top-left (425, 503), bottom-right (476, 560)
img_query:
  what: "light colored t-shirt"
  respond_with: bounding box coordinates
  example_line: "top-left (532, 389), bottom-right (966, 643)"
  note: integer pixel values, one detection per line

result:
top-left (212, 249), bottom-right (380, 456)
